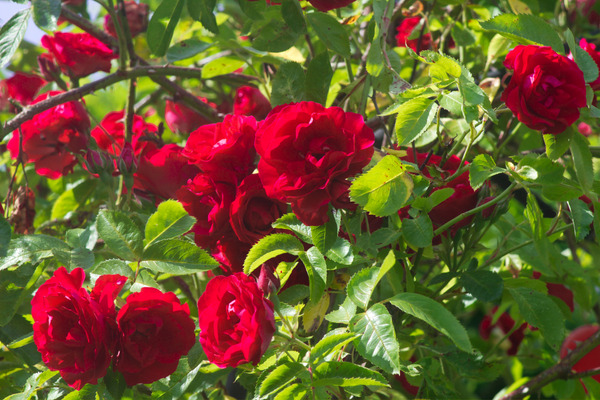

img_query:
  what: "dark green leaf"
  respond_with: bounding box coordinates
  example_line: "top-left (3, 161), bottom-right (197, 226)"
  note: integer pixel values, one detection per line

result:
top-left (570, 131), bottom-right (594, 193)
top-left (305, 51), bottom-right (333, 105)
top-left (394, 97), bottom-right (439, 145)
top-left (459, 270), bottom-right (504, 302)
top-left (544, 128), bottom-right (573, 160)
top-left (244, 233), bottom-right (305, 275)
top-left (470, 154), bottom-right (505, 190)
top-left (0, 235), bottom-right (70, 271)
top-left (31, 0), bottom-right (60, 31)
top-left (312, 361), bottom-right (388, 387)
top-left (281, 0), bottom-right (306, 33)
top-left (310, 333), bottom-right (359, 364)
top-left (90, 259), bottom-right (134, 279)
top-left (542, 181), bottom-right (583, 201)
top-left (565, 29), bottom-right (599, 83)
top-left (389, 292), bottom-right (473, 353)
top-left (187, 0), bottom-right (218, 34)
top-left (350, 155), bottom-right (414, 216)
top-left (350, 303), bottom-right (401, 374)
top-left (51, 179), bottom-right (96, 220)
top-left (402, 214), bottom-right (433, 248)
top-left (141, 239), bottom-right (218, 274)
top-left (96, 210), bottom-right (144, 261)
top-left (166, 39), bottom-right (212, 63)
top-left (0, 8), bottom-right (31, 68)
top-left (311, 216), bottom-right (338, 257)
top-left (147, 0), bottom-right (185, 56)
top-left (299, 247), bottom-right (327, 305)
top-left (271, 62), bottom-right (305, 106)
top-left (145, 199), bottom-right (196, 249)
top-left (567, 198), bottom-right (594, 241)
top-left (306, 12), bottom-right (351, 58)
top-left (0, 264), bottom-right (38, 326)
top-left (0, 215), bottom-right (11, 258)
top-left (52, 247), bottom-right (95, 270)
top-left (103, 367), bottom-right (126, 400)
top-left (252, 19), bottom-right (300, 52)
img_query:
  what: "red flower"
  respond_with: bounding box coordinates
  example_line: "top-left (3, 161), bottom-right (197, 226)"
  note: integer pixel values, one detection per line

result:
top-left (307, 0), bottom-right (355, 12)
top-left (501, 45), bottom-right (587, 135)
top-left (41, 32), bottom-right (117, 79)
top-left (115, 287), bottom-right (196, 386)
top-left (576, 38), bottom-right (600, 90)
top-left (183, 114), bottom-right (258, 179)
top-left (233, 86), bottom-right (272, 120)
top-left (0, 72), bottom-right (46, 110)
top-left (230, 174), bottom-right (287, 244)
top-left (165, 97), bottom-right (217, 135)
top-left (8, 91), bottom-right (90, 179)
top-left (561, 325), bottom-right (600, 386)
top-left (479, 308), bottom-right (528, 356)
top-left (395, 17), bottom-right (432, 52)
top-left (197, 272), bottom-right (275, 368)
top-left (104, 1), bottom-right (149, 38)
top-left (91, 110), bottom-right (159, 156)
top-left (255, 101), bottom-right (374, 226)
top-left (31, 267), bottom-right (127, 390)
top-left (134, 144), bottom-right (200, 200)
top-left (532, 271), bottom-right (574, 312)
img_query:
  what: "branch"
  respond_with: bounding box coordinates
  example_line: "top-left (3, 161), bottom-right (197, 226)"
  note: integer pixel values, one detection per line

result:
top-left (500, 329), bottom-right (600, 400)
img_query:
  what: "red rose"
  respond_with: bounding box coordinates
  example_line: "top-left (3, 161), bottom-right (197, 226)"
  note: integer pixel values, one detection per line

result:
top-left (0, 72), bottom-right (46, 110)
top-left (183, 114), bottom-right (258, 179)
top-left (532, 271), bottom-right (574, 312)
top-left (41, 32), bottom-right (117, 79)
top-left (176, 172), bottom-right (237, 248)
top-left (31, 267), bottom-right (127, 389)
top-left (575, 38), bottom-right (600, 90)
top-left (230, 174), bottom-right (287, 244)
top-left (211, 237), bottom-right (253, 274)
top-left (134, 144), bottom-right (200, 200)
top-left (501, 45), bottom-right (587, 135)
top-left (233, 86), bottom-right (272, 120)
top-left (104, 1), bottom-right (149, 38)
top-left (255, 101), bottom-right (374, 226)
top-left (307, 0), bottom-right (355, 12)
top-left (91, 110), bottom-right (159, 156)
top-left (561, 325), bottom-right (600, 385)
top-left (395, 17), bottom-right (432, 52)
top-left (165, 97), bottom-right (217, 135)
top-left (197, 272), bottom-right (275, 368)
top-left (8, 91), bottom-right (90, 179)
top-left (479, 307), bottom-right (527, 356)
top-left (115, 287), bottom-right (196, 386)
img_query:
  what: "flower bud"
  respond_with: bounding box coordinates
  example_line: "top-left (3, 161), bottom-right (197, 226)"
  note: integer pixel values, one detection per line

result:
top-left (257, 265), bottom-right (280, 296)
top-left (37, 54), bottom-right (61, 83)
top-left (117, 142), bottom-right (137, 175)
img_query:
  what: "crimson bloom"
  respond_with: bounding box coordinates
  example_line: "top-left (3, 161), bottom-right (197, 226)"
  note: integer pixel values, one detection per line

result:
top-left (115, 287), bottom-right (196, 386)
top-left (255, 101), bottom-right (374, 226)
top-left (0, 72), bottom-right (46, 111)
top-left (8, 91), bottom-right (90, 179)
top-left (501, 45), bottom-right (587, 135)
top-left (165, 97), bottom-right (217, 135)
top-left (233, 86), bottom-right (272, 120)
top-left (576, 38), bottom-right (600, 90)
top-left (197, 272), bottom-right (275, 368)
top-left (561, 325), bottom-right (600, 386)
top-left (307, 0), bottom-right (355, 12)
top-left (31, 267), bottom-right (127, 390)
top-left (395, 17), bottom-right (432, 52)
top-left (91, 110), bottom-right (159, 156)
top-left (41, 32), bottom-right (117, 79)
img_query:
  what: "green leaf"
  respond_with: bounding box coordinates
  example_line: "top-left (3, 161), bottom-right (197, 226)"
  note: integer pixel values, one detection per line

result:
top-left (0, 8), bottom-right (31, 68)
top-left (51, 180), bottom-right (96, 220)
top-left (470, 154), bottom-right (506, 190)
top-left (302, 292), bottom-right (330, 333)
top-left (565, 29), bottom-right (599, 83)
top-left (516, 155), bottom-right (564, 184)
top-left (349, 155), bottom-right (414, 216)
top-left (305, 51), bottom-right (333, 105)
top-left (0, 215), bottom-right (11, 258)
top-left (412, 188), bottom-right (455, 213)
top-left (367, 37), bottom-right (384, 77)
top-left (96, 210), bottom-right (144, 261)
top-left (52, 247), bottom-right (95, 270)
top-left (567, 198), bottom-right (594, 241)
top-left (271, 62), bottom-right (306, 106)
top-left (281, 0), bottom-right (306, 33)
top-left (244, 233), bottom-right (305, 275)
top-left (479, 14), bottom-right (564, 54)
top-left (325, 296), bottom-right (357, 324)
top-left (312, 361), bottom-right (388, 387)
top-left (508, 287), bottom-right (565, 350)
top-left (306, 12), bottom-right (351, 58)
top-left (389, 292), bottom-right (473, 353)
top-left (252, 19), bottom-right (300, 52)
top-left (459, 270), bottom-right (504, 302)
top-left (0, 235), bottom-right (70, 271)
top-left (103, 367), bottom-right (126, 400)
top-left (439, 91), bottom-right (464, 116)
top-left (259, 362), bottom-right (310, 397)
top-left (310, 333), bottom-right (359, 364)
top-left (273, 383), bottom-right (309, 400)
top-left (402, 214), bottom-right (433, 248)
top-left (272, 213), bottom-right (313, 244)
top-left (543, 128), bottom-right (573, 160)
top-left (311, 216), bottom-right (338, 257)
top-left (347, 266), bottom-right (379, 309)
top-left (202, 56), bottom-right (246, 79)
top-left (394, 97), bottom-right (439, 145)
top-left (166, 39), bottom-right (212, 63)
top-left (0, 264), bottom-right (38, 326)
top-left (325, 237), bottom-right (354, 265)
top-left (542, 181), bottom-right (583, 201)
top-left (90, 259), bottom-right (134, 279)
top-left (147, 0), bottom-right (185, 57)
top-left (451, 21), bottom-right (476, 47)
top-left (570, 131), bottom-right (594, 194)
top-left (31, 0), bottom-right (60, 31)
top-left (187, 0), bottom-right (218, 34)
top-left (299, 247), bottom-right (327, 305)
top-left (145, 199), bottom-right (196, 249)
top-left (141, 239), bottom-right (218, 275)
top-left (350, 303), bottom-right (401, 374)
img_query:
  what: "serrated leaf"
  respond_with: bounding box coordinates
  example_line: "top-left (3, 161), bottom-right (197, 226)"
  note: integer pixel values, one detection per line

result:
top-left (281, 0), bottom-right (306, 33)
top-left (147, 0), bottom-right (185, 57)
top-left (299, 246), bottom-right (327, 305)
top-left (51, 180), bottom-right (96, 220)
top-left (347, 266), bottom-right (378, 309)
top-left (271, 61), bottom-right (305, 106)
top-left (479, 14), bottom-right (564, 54)
top-left (141, 239), bottom-right (218, 275)
top-left (310, 333), bottom-right (359, 364)
top-left (52, 247), bottom-right (95, 270)
top-left (325, 237), bottom-right (354, 265)
top-left (90, 259), bottom-right (134, 279)
top-left (244, 234), bottom-right (305, 275)
top-left (145, 200), bottom-right (196, 249)
top-left (273, 383), bottom-right (309, 400)
top-left (394, 97), bottom-right (439, 145)
top-left (389, 292), bottom-right (473, 353)
top-left (0, 235), bottom-right (70, 271)
top-left (567, 198), bottom-right (594, 241)
top-left (166, 39), bottom-right (212, 63)
top-left (259, 362), bottom-right (309, 397)
top-left (0, 8), bottom-right (31, 68)
top-left (305, 51), bottom-right (333, 105)
top-left (325, 296), bottom-right (357, 324)
top-left (31, 0), bottom-right (60, 31)
top-left (187, 0), bottom-right (218, 34)
top-left (350, 303), bottom-right (401, 374)
top-left (470, 154), bottom-right (505, 190)
top-left (311, 217), bottom-right (338, 257)
top-left (508, 287), bottom-right (565, 350)
top-left (306, 12), bottom-right (350, 58)
top-left (402, 214), bottom-right (433, 248)
top-left (570, 131), bottom-right (594, 194)
top-left (0, 215), bottom-right (11, 258)
top-left (565, 29), bottom-right (599, 83)
top-left (459, 270), bottom-right (504, 302)
top-left (543, 128), bottom-right (573, 160)
top-left (0, 264), bottom-right (38, 326)
top-left (350, 155), bottom-right (414, 216)
top-left (96, 210), bottom-right (143, 261)
top-left (312, 361), bottom-right (388, 387)
top-left (272, 213), bottom-right (313, 244)
top-left (252, 19), bottom-right (300, 53)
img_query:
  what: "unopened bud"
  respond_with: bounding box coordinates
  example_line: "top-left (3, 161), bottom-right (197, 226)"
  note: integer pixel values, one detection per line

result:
top-left (37, 54), bottom-right (61, 83)
top-left (257, 265), bottom-right (280, 296)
